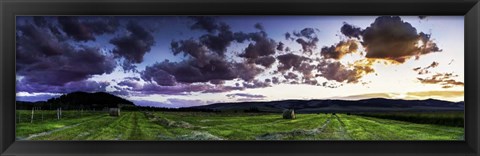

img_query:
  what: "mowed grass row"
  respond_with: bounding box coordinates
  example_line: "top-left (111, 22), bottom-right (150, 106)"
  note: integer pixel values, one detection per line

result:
top-left (150, 112), bottom-right (464, 140)
top-left (151, 112), bottom-right (331, 140)
top-left (19, 111), bottom-right (173, 140)
top-left (17, 111), bottom-right (465, 140)
top-left (338, 114), bottom-right (464, 140)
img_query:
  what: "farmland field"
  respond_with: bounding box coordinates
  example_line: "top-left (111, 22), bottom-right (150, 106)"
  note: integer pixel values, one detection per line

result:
top-left (16, 110), bottom-right (464, 141)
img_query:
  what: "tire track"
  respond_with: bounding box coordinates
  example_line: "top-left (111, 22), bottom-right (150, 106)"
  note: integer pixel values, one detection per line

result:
top-left (342, 115), bottom-right (383, 140)
top-left (255, 115), bottom-right (333, 140)
top-left (128, 112), bottom-right (144, 140)
top-left (333, 114), bottom-right (353, 140)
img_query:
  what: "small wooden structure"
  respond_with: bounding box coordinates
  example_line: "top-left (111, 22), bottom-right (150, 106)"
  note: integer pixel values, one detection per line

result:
top-left (109, 108), bottom-right (121, 116)
top-left (282, 109), bottom-right (295, 119)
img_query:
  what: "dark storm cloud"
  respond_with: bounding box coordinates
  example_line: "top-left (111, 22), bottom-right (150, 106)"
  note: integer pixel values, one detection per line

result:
top-left (141, 65), bottom-right (177, 86)
top-left (189, 16), bottom-right (220, 33)
top-left (283, 72), bottom-right (299, 80)
top-left (117, 80), bottom-right (143, 89)
top-left (199, 26), bottom-right (234, 56)
top-left (110, 21), bottom-right (155, 71)
top-left (142, 59), bottom-right (236, 84)
top-left (359, 16), bottom-right (441, 63)
top-left (285, 32), bottom-right (293, 41)
top-left (272, 77), bottom-right (280, 84)
top-left (234, 63), bottom-right (265, 82)
top-left (317, 61), bottom-right (362, 83)
top-left (276, 53), bottom-right (310, 72)
top-left (238, 31), bottom-right (278, 63)
top-left (254, 23), bottom-right (264, 30)
top-left (16, 23), bottom-right (117, 86)
top-left (297, 62), bottom-right (316, 79)
top-left (58, 16), bottom-right (119, 42)
top-left (277, 42), bottom-right (285, 51)
top-left (17, 79), bottom-right (110, 94)
top-left (340, 22), bottom-right (362, 39)
top-left (288, 28), bottom-right (319, 54)
top-left (239, 37), bottom-right (276, 60)
top-left (320, 40), bottom-right (359, 60)
top-left (187, 17), bottom-right (255, 57)
top-left (171, 39), bottom-right (209, 61)
top-left (295, 38), bottom-right (319, 54)
top-left (254, 56), bottom-right (276, 68)
top-left (293, 28), bottom-right (317, 39)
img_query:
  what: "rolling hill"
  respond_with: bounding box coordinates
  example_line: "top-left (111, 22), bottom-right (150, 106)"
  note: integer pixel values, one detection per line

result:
top-left (188, 98), bottom-right (464, 113)
top-left (17, 92), bottom-right (135, 110)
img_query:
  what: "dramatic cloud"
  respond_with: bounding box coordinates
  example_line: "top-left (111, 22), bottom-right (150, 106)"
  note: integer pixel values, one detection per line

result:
top-left (17, 79), bottom-right (110, 94)
top-left (16, 24), bottom-right (117, 86)
top-left (288, 28), bottom-right (319, 54)
top-left (413, 61), bottom-right (439, 75)
top-left (340, 22), bottom-right (362, 39)
top-left (254, 56), bottom-right (276, 68)
top-left (142, 59), bottom-right (236, 84)
top-left (277, 42), bottom-right (285, 51)
top-left (417, 73), bottom-right (464, 88)
top-left (342, 16), bottom-right (442, 63)
top-left (117, 80), bottom-right (143, 89)
top-left (234, 63), bottom-right (265, 82)
top-left (58, 16), bottom-right (119, 42)
top-left (316, 60), bottom-right (373, 83)
top-left (131, 83), bottom-right (211, 95)
top-left (283, 72), bottom-right (299, 80)
top-left (317, 61), bottom-right (357, 83)
top-left (321, 39), bottom-right (359, 60)
top-left (226, 93), bottom-right (266, 99)
top-left (189, 16), bottom-right (220, 33)
top-left (199, 23), bottom-right (239, 57)
top-left (237, 28), bottom-right (278, 65)
top-left (242, 79), bottom-right (271, 89)
top-left (171, 39), bottom-right (211, 63)
top-left (276, 53), bottom-right (310, 72)
top-left (110, 21), bottom-right (155, 71)
top-left (202, 85), bottom-right (245, 93)
top-left (239, 35), bottom-right (277, 62)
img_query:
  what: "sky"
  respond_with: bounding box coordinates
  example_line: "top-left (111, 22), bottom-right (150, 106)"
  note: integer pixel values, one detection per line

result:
top-left (15, 16), bottom-right (465, 108)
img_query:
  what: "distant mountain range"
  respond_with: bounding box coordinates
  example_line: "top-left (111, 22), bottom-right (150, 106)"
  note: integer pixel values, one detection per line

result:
top-left (17, 92), bottom-right (464, 112)
top-left (188, 98), bottom-right (464, 113)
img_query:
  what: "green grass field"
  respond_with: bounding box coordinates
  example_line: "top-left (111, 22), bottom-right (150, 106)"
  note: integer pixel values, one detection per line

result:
top-left (16, 110), bottom-right (464, 141)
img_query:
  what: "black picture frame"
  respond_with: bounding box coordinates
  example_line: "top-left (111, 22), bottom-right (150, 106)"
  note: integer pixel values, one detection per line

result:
top-left (1, 0), bottom-right (479, 155)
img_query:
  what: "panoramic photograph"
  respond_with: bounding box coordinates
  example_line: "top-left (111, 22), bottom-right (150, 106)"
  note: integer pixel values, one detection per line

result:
top-left (15, 16), bottom-right (464, 141)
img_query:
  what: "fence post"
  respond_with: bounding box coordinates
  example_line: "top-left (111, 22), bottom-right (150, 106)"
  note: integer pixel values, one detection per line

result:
top-left (30, 107), bottom-right (34, 123)
top-left (57, 108), bottom-right (60, 120)
top-left (41, 108), bottom-right (44, 121)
